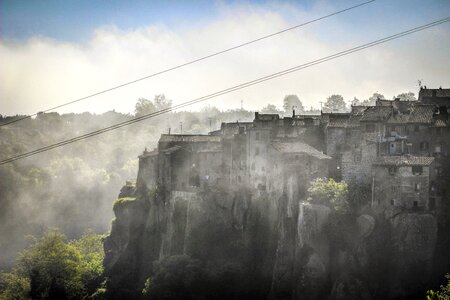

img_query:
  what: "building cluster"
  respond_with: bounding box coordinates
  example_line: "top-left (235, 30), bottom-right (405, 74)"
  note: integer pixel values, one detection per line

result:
top-left (137, 88), bottom-right (450, 218)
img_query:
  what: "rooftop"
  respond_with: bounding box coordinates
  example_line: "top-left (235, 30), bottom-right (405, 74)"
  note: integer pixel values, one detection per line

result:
top-left (373, 155), bottom-right (434, 167)
top-left (359, 106), bottom-right (392, 122)
top-left (408, 105), bottom-right (435, 124)
top-left (159, 134), bottom-right (222, 143)
top-left (271, 141), bottom-right (330, 160)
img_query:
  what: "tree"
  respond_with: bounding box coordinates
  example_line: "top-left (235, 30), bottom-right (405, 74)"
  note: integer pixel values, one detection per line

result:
top-left (153, 94), bottom-right (172, 111)
top-left (134, 98), bottom-right (156, 117)
top-left (0, 230), bottom-right (105, 300)
top-left (261, 104), bottom-right (282, 114)
top-left (361, 92), bottom-right (385, 106)
top-left (427, 274), bottom-right (450, 300)
top-left (324, 95), bottom-right (346, 112)
top-left (395, 92), bottom-right (416, 101)
top-left (283, 95), bottom-right (304, 114)
top-left (351, 97), bottom-right (361, 106)
top-left (307, 178), bottom-right (349, 213)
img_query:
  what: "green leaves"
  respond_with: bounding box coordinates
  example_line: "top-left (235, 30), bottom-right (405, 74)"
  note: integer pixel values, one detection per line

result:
top-left (0, 230), bottom-right (105, 300)
top-left (307, 178), bottom-right (349, 213)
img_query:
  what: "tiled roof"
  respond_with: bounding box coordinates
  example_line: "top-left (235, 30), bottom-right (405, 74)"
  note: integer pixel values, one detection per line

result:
top-left (373, 155), bottom-right (434, 166)
top-left (271, 141), bottom-right (330, 160)
top-left (359, 106), bottom-right (392, 122)
top-left (327, 117), bottom-right (349, 128)
top-left (434, 119), bottom-right (449, 127)
top-left (387, 113), bottom-right (410, 124)
top-left (408, 105), bottom-right (435, 124)
top-left (160, 134), bottom-right (222, 143)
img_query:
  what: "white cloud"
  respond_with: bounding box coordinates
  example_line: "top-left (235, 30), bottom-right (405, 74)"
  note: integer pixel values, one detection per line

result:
top-left (0, 3), bottom-right (449, 116)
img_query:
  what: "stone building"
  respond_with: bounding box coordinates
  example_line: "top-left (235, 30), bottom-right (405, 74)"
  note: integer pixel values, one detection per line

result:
top-left (136, 87), bottom-right (449, 219)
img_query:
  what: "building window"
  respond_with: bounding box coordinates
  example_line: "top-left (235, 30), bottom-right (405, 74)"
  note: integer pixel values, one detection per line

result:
top-left (366, 124), bottom-right (375, 133)
top-left (255, 132), bottom-right (260, 140)
top-left (435, 167), bottom-right (442, 176)
top-left (412, 166), bottom-right (423, 175)
top-left (389, 166), bottom-right (396, 175)
top-left (420, 142), bottom-right (429, 151)
top-left (390, 199), bottom-right (395, 206)
top-left (255, 147), bottom-right (259, 155)
top-left (414, 183), bottom-right (420, 192)
top-left (413, 201), bottom-right (418, 207)
top-left (414, 125), bottom-right (420, 132)
top-left (435, 145), bottom-right (441, 153)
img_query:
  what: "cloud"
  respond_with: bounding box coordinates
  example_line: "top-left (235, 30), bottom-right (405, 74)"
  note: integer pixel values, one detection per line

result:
top-left (0, 2), bottom-right (449, 116)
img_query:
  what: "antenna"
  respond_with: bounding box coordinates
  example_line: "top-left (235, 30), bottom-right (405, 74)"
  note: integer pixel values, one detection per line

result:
top-left (180, 122), bottom-right (183, 134)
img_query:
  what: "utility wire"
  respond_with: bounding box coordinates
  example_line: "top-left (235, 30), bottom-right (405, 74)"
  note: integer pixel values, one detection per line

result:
top-left (0, 17), bottom-right (448, 166)
top-left (0, 0), bottom-right (376, 127)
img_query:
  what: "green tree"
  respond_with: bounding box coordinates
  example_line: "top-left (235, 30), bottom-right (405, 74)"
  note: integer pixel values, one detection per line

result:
top-left (283, 95), bottom-right (304, 114)
top-left (427, 274), bottom-right (450, 300)
top-left (307, 178), bottom-right (349, 213)
top-left (324, 95), bottom-right (346, 112)
top-left (0, 230), bottom-right (105, 300)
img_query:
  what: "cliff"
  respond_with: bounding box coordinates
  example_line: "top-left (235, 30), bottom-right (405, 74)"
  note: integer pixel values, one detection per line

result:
top-left (103, 178), bottom-right (440, 299)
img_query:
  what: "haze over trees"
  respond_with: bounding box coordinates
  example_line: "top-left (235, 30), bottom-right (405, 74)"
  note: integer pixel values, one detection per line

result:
top-left (324, 94), bottom-right (347, 112)
top-left (283, 95), bottom-right (304, 114)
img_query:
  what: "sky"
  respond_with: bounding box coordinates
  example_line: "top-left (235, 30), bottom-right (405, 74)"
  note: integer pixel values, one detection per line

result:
top-left (0, 0), bottom-right (449, 115)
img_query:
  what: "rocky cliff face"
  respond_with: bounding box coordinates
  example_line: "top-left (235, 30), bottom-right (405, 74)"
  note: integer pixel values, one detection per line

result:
top-left (103, 182), bottom-right (439, 299)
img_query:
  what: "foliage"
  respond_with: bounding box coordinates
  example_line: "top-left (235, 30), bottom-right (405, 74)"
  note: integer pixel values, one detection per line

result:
top-left (112, 197), bottom-right (136, 212)
top-left (283, 95), bottom-right (304, 113)
top-left (362, 92), bottom-right (385, 106)
top-left (427, 274), bottom-right (450, 300)
top-left (0, 230), bottom-right (105, 300)
top-left (396, 91), bottom-right (416, 101)
top-left (307, 178), bottom-right (349, 213)
top-left (261, 104), bottom-right (283, 114)
top-left (324, 94), bottom-right (346, 112)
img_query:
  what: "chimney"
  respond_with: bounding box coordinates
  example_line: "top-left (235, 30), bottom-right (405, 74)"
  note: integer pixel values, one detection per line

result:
top-left (292, 108), bottom-right (296, 118)
top-left (255, 112), bottom-right (259, 120)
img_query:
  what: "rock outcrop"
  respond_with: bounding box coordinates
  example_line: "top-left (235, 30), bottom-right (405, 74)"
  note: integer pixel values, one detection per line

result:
top-left (103, 183), bottom-right (439, 299)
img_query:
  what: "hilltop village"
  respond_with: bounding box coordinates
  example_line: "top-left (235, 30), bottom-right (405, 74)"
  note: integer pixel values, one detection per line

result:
top-left (104, 87), bottom-right (450, 299)
top-left (137, 87), bottom-right (450, 221)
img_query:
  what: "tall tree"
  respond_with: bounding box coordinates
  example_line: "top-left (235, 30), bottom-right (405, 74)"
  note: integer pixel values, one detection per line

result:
top-left (283, 95), bottom-right (304, 114)
top-left (324, 95), bottom-right (346, 112)
top-left (153, 94), bottom-right (172, 111)
top-left (134, 98), bottom-right (156, 117)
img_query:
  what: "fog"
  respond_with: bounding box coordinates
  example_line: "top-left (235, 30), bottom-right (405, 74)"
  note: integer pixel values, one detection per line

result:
top-left (0, 98), bottom-right (260, 269)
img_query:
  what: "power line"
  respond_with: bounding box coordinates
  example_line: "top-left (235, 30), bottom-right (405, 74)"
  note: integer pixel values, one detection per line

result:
top-left (0, 17), bottom-right (448, 166)
top-left (0, 0), bottom-right (376, 128)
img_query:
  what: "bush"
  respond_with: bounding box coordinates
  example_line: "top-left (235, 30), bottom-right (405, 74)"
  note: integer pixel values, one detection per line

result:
top-left (307, 178), bottom-right (349, 213)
